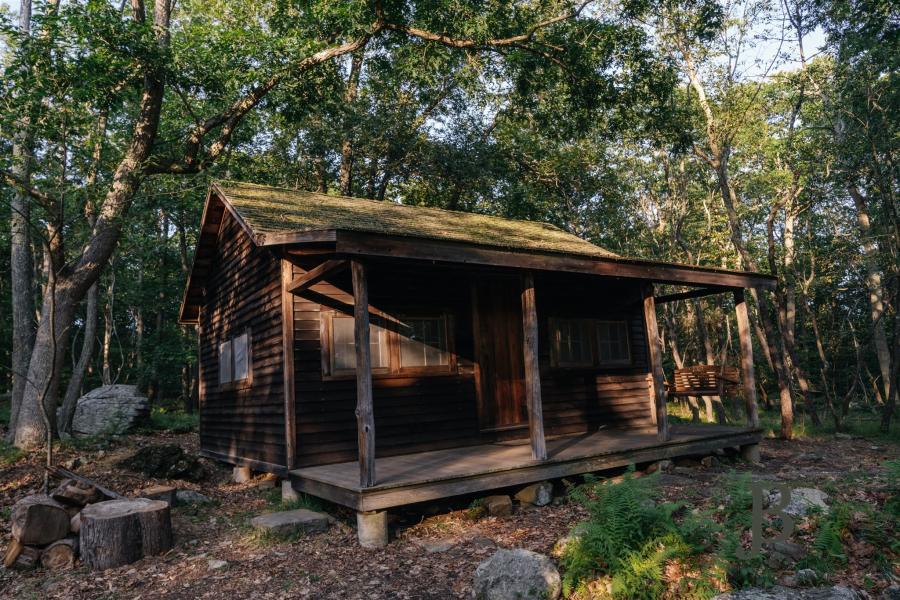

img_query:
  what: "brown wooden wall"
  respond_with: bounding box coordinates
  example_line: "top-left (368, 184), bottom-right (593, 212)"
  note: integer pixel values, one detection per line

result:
top-left (291, 261), bottom-right (654, 468)
top-left (198, 210), bottom-right (286, 469)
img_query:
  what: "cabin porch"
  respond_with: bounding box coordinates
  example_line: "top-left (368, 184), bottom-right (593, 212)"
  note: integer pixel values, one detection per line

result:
top-left (289, 423), bottom-right (762, 512)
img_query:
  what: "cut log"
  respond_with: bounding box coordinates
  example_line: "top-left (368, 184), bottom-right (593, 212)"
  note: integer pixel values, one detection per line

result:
top-left (70, 512), bottom-right (82, 534)
top-left (138, 484), bottom-right (176, 506)
top-left (80, 498), bottom-right (173, 570)
top-left (46, 466), bottom-right (122, 500)
top-left (41, 536), bottom-right (79, 571)
top-left (8, 545), bottom-right (41, 570)
top-left (3, 539), bottom-right (24, 568)
top-left (52, 478), bottom-right (102, 507)
top-left (11, 495), bottom-right (70, 545)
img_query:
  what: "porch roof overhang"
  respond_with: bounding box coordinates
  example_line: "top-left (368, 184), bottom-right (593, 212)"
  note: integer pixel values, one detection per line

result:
top-left (178, 181), bottom-right (776, 324)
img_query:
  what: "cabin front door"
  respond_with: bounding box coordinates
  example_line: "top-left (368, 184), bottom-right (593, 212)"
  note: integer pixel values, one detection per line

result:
top-left (473, 276), bottom-right (527, 430)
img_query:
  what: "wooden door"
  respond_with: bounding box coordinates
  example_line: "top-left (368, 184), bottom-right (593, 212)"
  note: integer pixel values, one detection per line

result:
top-left (473, 276), bottom-right (527, 430)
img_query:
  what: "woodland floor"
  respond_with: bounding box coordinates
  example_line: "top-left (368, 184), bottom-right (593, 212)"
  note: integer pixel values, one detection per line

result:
top-left (0, 424), bottom-right (898, 599)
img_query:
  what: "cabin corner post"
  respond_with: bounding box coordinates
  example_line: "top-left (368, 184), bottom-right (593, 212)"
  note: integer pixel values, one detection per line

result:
top-left (351, 260), bottom-right (376, 488)
top-left (733, 289), bottom-right (760, 429)
top-left (642, 283), bottom-right (670, 441)
top-left (280, 258), bottom-right (297, 471)
top-left (521, 272), bottom-right (547, 461)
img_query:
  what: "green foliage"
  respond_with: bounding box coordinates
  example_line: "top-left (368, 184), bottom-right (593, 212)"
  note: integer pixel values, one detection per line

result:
top-left (145, 408), bottom-right (199, 434)
top-left (0, 439), bottom-right (26, 466)
top-left (561, 469), bottom-right (711, 598)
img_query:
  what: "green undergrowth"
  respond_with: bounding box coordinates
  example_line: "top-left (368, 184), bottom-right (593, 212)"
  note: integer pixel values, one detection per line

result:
top-left (143, 407), bottom-right (199, 433)
top-left (0, 439), bottom-right (27, 466)
top-left (560, 470), bottom-right (779, 599)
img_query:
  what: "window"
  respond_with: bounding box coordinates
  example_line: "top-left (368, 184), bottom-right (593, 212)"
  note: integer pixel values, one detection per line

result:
top-left (552, 318), bottom-right (594, 367)
top-left (219, 330), bottom-right (251, 385)
top-left (330, 316), bottom-right (388, 372)
top-left (399, 317), bottom-right (450, 368)
top-left (597, 321), bottom-right (631, 364)
top-left (550, 318), bottom-right (631, 368)
top-left (324, 312), bottom-right (455, 377)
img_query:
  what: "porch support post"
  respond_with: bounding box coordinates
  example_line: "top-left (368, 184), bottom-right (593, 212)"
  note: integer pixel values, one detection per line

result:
top-left (733, 289), bottom-right (760, 429)
top-left (521, 272), bottom-right (547, 461)
top-left (642, 283), bottom-right (670, 441)
top-left (352, 260), bottom-right (376, 487)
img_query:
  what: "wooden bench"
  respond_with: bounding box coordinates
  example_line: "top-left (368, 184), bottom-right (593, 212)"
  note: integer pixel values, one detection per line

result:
top-left (667, 365), bottom-right (740, 400)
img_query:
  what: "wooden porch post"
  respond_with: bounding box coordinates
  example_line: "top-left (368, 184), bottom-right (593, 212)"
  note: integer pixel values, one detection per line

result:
top-left (351, 260), bottom-right (376, 487)
top-left (521, 273), bottom-right (547, 461)
top-left (642, 284), bottom-right (670, 441)
top-left (733, 289), bottom-right (760, 429)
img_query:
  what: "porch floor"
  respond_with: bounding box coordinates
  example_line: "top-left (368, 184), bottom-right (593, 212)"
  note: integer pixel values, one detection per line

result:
top-left (289, 424), bottom-right (762, 512)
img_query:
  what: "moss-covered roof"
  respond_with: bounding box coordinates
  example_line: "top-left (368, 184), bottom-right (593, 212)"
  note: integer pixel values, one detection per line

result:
top-left (214, 181), bottom-right (617, 258)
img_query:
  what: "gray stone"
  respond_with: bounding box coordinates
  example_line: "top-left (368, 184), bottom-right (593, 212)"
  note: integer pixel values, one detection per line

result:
top-left (552, 523), bottom-right (589, 558)
top-left (794, 569), bottom-right (819, 586)
top-left (647, 459), bottom-right (674, 474)
top-left (881, 584), bottom-right (900, 599)
top-left (769, 540), bottom-right (807, 561)
top-left (251, 508), bottom-right (334, 537)
top-left (483, 495), bottom-right (513, 517)
top-left (473, 548), bottom-right (561, 600)
top-left (175, 490), bottom-right (213, 505)
top-left (207, 559), bottom-right (228, 570)
top-left (64, 385), bottom-right (149, 438)
top-left (768, 488), bottom-right (830, 517)
top-left (712, 586), bottom-right (863, 599)
top-left (701, 455), bottom-right (720, 468)
top-left (515, 482), bottom-right (553, 506)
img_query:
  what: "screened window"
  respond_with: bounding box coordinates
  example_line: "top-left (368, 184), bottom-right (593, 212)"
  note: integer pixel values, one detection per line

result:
top-left (330, 316), bottom-right (388, 372)
top-left (597, 321), bottom-right (631, 364)
top-left (399, 317), bottom-right (450, 368)
top-left (324, 312), bottom-right (455, 377)
top-left (552, 318), bottom-right (594, 367)
top-left (219, 330), bottom-right (251, 385)
top-left (550, 318), bottom-right (631, 368)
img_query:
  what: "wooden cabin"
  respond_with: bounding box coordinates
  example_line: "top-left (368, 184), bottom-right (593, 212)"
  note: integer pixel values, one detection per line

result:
top-left (180, 181), bottom-right (774, 540)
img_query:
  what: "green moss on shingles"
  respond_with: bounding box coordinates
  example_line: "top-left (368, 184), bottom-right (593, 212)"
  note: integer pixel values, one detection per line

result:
top-left (215, 181), bottom-right (617, 258)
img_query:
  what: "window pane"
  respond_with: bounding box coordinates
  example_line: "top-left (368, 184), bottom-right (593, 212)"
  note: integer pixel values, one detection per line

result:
top-left (332, 316), bottom-right (387, 371)
top-left (597, 321), bottom-right (630, 363)
top-left (400, 317), bottom-right (449, 368)
top-left (219, 340), bottom-right (232, 384)
top-left (233, 332), bottom-right (249, 381)
top-left (556, 319), bottom-right (593, 365)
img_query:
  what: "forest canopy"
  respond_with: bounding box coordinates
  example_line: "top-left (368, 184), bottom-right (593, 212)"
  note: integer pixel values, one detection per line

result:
top-left (0, 0), bottom-right (897, 448)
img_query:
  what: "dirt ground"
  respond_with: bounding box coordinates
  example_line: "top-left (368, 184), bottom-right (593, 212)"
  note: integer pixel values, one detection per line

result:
top-left (1, 431), bottom-right (897, 599)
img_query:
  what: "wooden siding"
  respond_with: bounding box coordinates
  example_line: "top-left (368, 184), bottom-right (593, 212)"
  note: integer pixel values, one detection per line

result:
top-left (198, 210), bottom-right (286, 469)
top-left (292, 262), bottom-right (654, 468)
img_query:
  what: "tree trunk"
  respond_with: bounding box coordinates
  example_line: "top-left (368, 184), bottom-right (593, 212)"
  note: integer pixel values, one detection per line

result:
top-left (58, 282), bottom-right (99, 434)
top-left (8, 0), bottom-right (36, 442)
top-left (339, 52), bottom-right (364, 196)
top-left (849, 186), bottom-right (894, 428)
top-left (80, 498), bottom-right (173, 570)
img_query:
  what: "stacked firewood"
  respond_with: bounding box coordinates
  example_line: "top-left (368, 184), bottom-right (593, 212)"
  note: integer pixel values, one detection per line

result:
top-left (3, 468), bottom-right (173, 571)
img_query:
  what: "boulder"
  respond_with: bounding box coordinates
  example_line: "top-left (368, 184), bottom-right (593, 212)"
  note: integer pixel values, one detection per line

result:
top-left (66, 385), bottom-right (149, 438)
top-left (712, 586), bottom-right (863, 599)
top-left (515, 482), bottom-right (553, 506)
top-left (473, 548), bottom-right (561, 600)
top-left (117, 444), bottom-right (205, 481)
top-left (175, 489), bottom-right (213, 505)
top-left (483, 495), bottom-right (513, 517)
top-left (767, 488), bottom-right (829, 517)
top-left (250, 508), bottom-right (334, 538)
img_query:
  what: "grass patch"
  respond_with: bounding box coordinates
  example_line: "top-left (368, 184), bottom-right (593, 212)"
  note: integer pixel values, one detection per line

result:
top-left (144, 408), bottom-right (199, 433)
top-left (0, 439), bottom-right (26, 466)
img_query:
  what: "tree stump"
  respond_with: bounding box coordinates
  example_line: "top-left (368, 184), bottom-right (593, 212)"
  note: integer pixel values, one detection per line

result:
top-left (11, 495), bottom-right (70, 545)
top-left (80, 499), bottom-right (173, 570)
top-left (41, 536), bottom-right (79, 571)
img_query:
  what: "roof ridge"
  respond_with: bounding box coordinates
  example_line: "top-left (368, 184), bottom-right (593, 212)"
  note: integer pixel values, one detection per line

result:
top-left (214, 179), bottom-right (572, 235)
